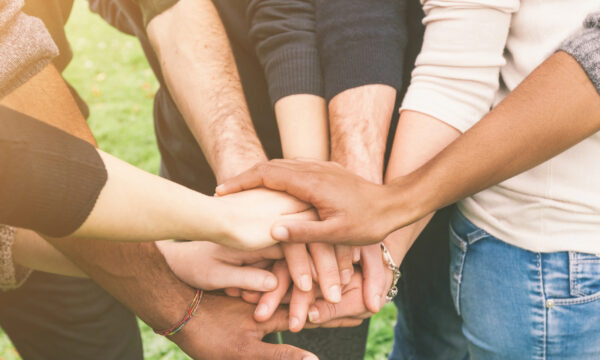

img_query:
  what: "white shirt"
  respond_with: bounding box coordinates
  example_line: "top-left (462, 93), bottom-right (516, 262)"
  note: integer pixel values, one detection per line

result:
top-left (402, 0), bottom-right (600, 253)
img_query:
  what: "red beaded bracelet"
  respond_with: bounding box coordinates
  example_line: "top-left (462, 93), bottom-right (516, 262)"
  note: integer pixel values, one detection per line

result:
top-left (153, 289), bottom-right (203, 336)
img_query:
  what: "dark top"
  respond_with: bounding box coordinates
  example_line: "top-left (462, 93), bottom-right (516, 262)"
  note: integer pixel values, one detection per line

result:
top-left (0, 106), bottom-right (107, 237)
top-left (248, 0), bottom-right (323, 105)
top-left (315, 0), bottom-right (411, 102)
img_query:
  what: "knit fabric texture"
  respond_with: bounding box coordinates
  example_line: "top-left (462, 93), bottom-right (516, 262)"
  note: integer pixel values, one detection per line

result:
top-left (0, 0), bottom-right (59, 98)
top-left (0, 225), bottom-right (31, 291)
top-left (560, 11), bottom-right (600, 94)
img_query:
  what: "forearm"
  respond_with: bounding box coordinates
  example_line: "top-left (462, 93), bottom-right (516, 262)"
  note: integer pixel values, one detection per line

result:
top-left (44, 236), bottom-right (197, 335)
top-left (329, 84), bottom-right (396, 182)
top-left (383, 110), bottom-right (460, 261)
top-left (392, 51), bottom-right (600, 219)
top-left (275, 94), bottom-right (329, 160)
top-left (147, 0), bottom-right (266, 182)
top-left (73, 150), bottom-right (228, 242)
top-left (12, 229), bottom-right (84, 277)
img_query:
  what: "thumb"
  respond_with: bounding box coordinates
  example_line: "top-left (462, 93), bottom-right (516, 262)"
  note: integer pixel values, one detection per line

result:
top-left (215, 265), bottom-right (278, 292)
top-left (250, 342), bottom-right (319, 360)
top-left (361, 245), bottom-right (387, 313)
top-left (271, 219), bottom-right (341, 244)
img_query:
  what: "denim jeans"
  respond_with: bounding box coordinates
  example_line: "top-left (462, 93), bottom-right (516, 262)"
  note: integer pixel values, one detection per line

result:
top-left (449, 208), bottom-right (600, 360)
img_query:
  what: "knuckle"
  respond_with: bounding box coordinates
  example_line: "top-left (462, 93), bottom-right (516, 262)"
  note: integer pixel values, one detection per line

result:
top-left (272, 346), bottom-right (292, 360)
top-left (325, 302), bottom-right (337, 320)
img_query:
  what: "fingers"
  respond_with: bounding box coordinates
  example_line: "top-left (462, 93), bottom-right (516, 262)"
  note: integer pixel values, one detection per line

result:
top-left (225, 288), bottom-right (241, 297)
top-left (352, 247), bottom-right (361, 263)
top-left (283, 244), bottom-right (313, 292)
top-left (288, 285), bottom-right (314, 333)
top-left (335, 245), bottom-right (354, 285)
top-left (360, 244), bottom-right (387, 313)
top-left (271, 218), bottom-right (343, 244)
top-left (241, 290), bottom-right (262, 304)
top-left (236, 245), bottom-right (284, 264)
top-left (254, 261), bottom-right (291, 322)
top-left (307, 272), bottom-right (371, 324)
top-left (249, 342), bottom-right (318, 360)
top-left (309, 243), bottom-right (341, 303)
top-left (216, 161), bottom-right (298, 196)
top-left (319, 318), bottom-right (364, 329)
top-left (213, 265), bottom-right (278, 292)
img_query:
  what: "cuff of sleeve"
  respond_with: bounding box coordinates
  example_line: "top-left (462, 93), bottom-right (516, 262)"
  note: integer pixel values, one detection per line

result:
top-left (0, 12), bottom-right (58, 99)
top-left (559, 13), bottom-right (600, 95)
top-left (137, 0), bottom-right (179, 27)
top-left (400, 84), bottom-right (488, 133)
top-left (321, 39), bottom-right (405, 102)
top-left (264, 47), bottom-right (324, 105)
top-left (0, 226), bottom-right (32, 292)
top-left (0, 107), bottom-right (109, 237)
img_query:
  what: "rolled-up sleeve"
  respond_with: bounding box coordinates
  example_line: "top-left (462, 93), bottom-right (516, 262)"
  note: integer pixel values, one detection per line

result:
top-left (559, 11), bottom-right (600, 94)
top-left (0, 106), bottom-right (108, 237)
top-left (401, 0), bottom-right (520, 132)
top-left (248, 0), bottom-right (323, 105)
top-left (316, 0), bottom-right (409, 102)
top-left (132, 0), bottom-right (178, 27)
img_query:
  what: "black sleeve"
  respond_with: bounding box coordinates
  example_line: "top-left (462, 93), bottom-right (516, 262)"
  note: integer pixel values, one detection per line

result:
top-left (248, 0), bottom-right (324, 105)
top-left (315, 0), bottom-right (409, 102)
top-left (0, 106), bottom-right (108, 237)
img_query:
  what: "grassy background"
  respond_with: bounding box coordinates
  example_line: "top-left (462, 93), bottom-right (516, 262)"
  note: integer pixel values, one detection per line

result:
top-left (0, 1), bottom-right (397, 358)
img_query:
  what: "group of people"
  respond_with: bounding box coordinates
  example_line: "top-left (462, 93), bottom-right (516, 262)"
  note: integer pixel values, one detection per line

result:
top-left (0, 0), bottom-right (599, 359)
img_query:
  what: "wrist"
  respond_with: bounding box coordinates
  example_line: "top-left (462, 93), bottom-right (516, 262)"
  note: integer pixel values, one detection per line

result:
top-left (380, 173), bottom-right (426, 237)
top-left (214, 152), bottom-right (267, 184)
top-left (332, 153), bottom-right (384, 184)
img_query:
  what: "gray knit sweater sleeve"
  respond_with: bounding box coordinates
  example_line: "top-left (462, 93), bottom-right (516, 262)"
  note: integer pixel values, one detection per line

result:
top-left (560, 11), bottom-right (600, 94)
top-left (0, 0), bottom-right (58, 99)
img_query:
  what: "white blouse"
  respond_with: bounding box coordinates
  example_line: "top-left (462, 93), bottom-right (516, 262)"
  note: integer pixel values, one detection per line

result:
top-left (402, 0), bottom-right (600, 253)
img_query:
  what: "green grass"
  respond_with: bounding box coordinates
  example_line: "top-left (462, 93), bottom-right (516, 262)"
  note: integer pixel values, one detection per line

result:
top-left (0, 1), bottom-right (397, 358)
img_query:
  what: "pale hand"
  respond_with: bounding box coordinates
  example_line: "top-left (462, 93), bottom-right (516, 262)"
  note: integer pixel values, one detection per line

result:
top-left (157, 240), bottom-right (284, 292)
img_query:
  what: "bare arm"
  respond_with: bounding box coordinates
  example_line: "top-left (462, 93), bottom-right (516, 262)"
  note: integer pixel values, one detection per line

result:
top-left (215, 49), bottom-right (600, 248)
top-left (392, 51), bottom-right (600, 219)
top-left (146, 0), bottom-right (266, 183)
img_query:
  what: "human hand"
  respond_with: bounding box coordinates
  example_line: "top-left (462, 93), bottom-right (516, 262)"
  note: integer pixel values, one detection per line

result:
top-left (157, 240), bottom-right (286, 292)
top-left (245, 241), bottom-right (355, 331)
top-left (216, 188), bottom-right (318, 250)
top-left (170, 293), bottom-right (363, 359)
top-left (216, 160), bottom-right (403, 246)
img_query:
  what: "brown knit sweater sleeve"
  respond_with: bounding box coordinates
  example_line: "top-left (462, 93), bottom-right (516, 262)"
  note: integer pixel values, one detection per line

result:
top-left (0, 0), bottom-right (58, 98)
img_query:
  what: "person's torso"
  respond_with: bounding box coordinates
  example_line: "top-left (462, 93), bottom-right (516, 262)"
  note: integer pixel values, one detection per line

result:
top-left (459, 0), bottom-right (600, 253)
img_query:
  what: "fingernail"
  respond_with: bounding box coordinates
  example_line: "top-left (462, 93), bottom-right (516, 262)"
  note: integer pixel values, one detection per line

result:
top-left (215, 184), bottom-right (224, 193)
top-left (299, 275), bottom-right (312, 292)
top-left (290, 317), bottom-right (300, 330)
top-left (373, 295), bottom-right (382, 311)
top-left (328, 285), bottom-right (341, 303)
top-left (255, 304), bottom-right (268, 317)
top-left (272, 226), bottom-right (289, 241)
top-left (303, 355), bottom-right (318, 360)
top-left (341, 269), bottom-right (352, 285)
top-left (264, 275), bottom-right (277, 290)
top-left (353, 250), bottom-right (360, 263)
top-left (308, 307), bottom-right (320, 323)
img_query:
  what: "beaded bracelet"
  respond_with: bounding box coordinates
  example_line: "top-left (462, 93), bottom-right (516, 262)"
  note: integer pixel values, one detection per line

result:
top-left (153, 289), bottom-right (203, 336)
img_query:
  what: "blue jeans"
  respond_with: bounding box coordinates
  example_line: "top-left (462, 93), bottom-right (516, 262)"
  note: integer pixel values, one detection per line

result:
top-left (449, 209), bottom-right (600, 359)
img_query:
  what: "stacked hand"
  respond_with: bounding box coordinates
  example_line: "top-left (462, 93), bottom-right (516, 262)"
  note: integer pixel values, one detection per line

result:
top-left (160, 182), bottom-right (403, 337)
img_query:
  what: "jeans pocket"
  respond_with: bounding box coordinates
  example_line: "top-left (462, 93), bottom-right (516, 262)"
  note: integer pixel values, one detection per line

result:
top-left (449, 224), bottom-right (468, 315)
top-left (560, 252), bottom-right (600, 305)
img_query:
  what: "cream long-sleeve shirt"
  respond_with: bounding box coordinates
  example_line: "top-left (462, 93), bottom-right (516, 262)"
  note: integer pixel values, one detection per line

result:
top-left (402, 0), bottom-right (600, 253)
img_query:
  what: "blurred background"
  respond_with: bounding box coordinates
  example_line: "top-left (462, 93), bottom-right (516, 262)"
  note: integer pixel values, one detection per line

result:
top-left (0, 1), bottom-right (397, 358)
